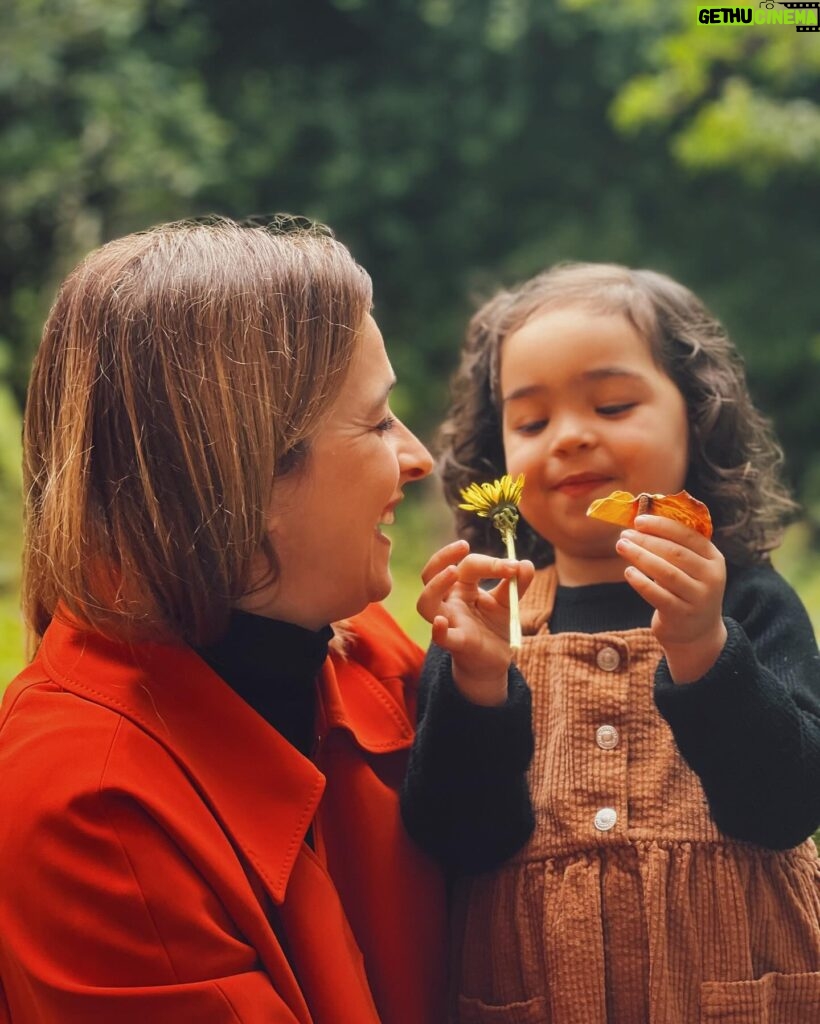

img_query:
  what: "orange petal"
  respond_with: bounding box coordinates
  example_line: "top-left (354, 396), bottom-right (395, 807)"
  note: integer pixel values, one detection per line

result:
top-left (587, 489), bottom-right (713, 539)
top-left (585, 490), bottom-right (638, 529)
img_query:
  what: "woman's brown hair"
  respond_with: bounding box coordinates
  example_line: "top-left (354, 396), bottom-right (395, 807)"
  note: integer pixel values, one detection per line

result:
top-left (438, 262), bottom-right (797, 567)
top-left (23, 215), bottom-right (372, 649)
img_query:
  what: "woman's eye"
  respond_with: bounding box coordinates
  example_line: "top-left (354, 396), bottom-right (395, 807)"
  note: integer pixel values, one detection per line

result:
top-left (597, 403), bottom-right (636, 417)
top-left (375, 415), bottom-right (396, 433)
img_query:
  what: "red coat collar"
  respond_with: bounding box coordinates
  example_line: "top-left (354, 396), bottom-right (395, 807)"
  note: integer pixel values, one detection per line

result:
top-left (37, 603), bottom-right (421, 903)
top-left (320, 602), bottom-right (421, 752)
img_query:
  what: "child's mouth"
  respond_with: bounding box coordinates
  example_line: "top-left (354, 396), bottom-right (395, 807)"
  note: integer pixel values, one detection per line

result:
top-left (554, 474), bottom-right (612, 499)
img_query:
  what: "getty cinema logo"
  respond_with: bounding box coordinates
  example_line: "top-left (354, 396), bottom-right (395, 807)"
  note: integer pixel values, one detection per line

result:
top-left (697, 2), bottom-right (820, 30)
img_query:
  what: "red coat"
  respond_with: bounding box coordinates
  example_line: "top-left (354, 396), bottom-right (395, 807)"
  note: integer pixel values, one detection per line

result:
top-left (0, 603), bottom-right (447, 1023)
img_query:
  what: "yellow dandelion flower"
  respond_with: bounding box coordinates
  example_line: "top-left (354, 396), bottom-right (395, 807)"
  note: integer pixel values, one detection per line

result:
top-left (458, 473), bottom-right (525, 520)
top-left (458, 473), bottom-right (525, 651)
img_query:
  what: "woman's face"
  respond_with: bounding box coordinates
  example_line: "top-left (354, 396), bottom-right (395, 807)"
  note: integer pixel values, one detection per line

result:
top-left (243, 314), bottom-right (433, 628)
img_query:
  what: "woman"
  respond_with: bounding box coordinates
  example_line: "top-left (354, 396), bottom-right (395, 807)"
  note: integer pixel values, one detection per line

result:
top-left (0, 216), bottom-right (532, 1023)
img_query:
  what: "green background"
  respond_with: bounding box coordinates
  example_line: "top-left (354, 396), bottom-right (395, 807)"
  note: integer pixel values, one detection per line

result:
top-left (1, 0), bottom-right (819, 675)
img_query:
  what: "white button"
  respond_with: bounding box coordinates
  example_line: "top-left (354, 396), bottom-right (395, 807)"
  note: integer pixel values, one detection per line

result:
top-left (596, 724), bottom-right (620, 750)
top-left (594, 807), bottom-right (618, 832)
top-left (596, 646), bottom-right (620, 672)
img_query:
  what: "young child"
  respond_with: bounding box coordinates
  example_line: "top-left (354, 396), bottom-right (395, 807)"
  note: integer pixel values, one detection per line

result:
top-left (404, 263), bottom-right (820, 1023)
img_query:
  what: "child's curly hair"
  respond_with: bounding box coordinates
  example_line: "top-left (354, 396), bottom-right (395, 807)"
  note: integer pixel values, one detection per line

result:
top-left (438, 262), bottom-right (797, 568)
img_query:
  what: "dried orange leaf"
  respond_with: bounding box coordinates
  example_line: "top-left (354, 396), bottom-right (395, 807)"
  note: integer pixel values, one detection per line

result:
top-left (586, 489), bottom-right (713, 539)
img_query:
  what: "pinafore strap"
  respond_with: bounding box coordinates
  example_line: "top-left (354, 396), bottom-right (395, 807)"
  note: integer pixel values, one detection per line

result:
top-left (519, 565), bottom-right (559, 636)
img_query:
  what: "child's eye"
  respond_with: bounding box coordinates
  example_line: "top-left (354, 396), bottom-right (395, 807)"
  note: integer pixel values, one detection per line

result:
top-left (515, 419), bottom-right (548, 435)
top-left (375, 415), bottom-right (396, 433)
top-left (597, 403), bottom-right (636, 417)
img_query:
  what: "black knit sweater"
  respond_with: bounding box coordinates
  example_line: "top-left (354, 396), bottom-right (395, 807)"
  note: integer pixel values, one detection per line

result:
top-left (401, 562), bottom-right (820, 874)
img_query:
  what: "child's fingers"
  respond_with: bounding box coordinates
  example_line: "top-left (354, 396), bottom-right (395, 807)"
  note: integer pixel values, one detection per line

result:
top-left (632, 514), bottom-right (713, 555)
top-left (516, 559), bottom-right (536, 597)
top-left (431, 614), bottom-right (452, 648)
top-left (450, 552), bottom-right (525, 587)
top-left (619, 544), bottom-right (705, 606)
top-left (417, 549), bottom-right (534, 630)
top-left (429, 611), bottom-right (467, 653)
top-left (617, 532), bottom-right (700, 590)
top-left (419, 539), bottom-right (470, 585)
top-left (431, 619), bottom-right (486, 658)
top-left (617, 530), bottom-right (723, 602)
top-left (622, 566), bottom-right (708, 634)
top-left (625, 561), bottom-right (727, 667)
top-left (622, 563), bottom-right (709, 624)
top-left (486, 560), bottom-right (535, 607)
top-left (432, 614), bottom-right (495, 663)
top-left (416, 564), bottom-right (459, 622)
top-left (622, 564), bottom-right (682, 612)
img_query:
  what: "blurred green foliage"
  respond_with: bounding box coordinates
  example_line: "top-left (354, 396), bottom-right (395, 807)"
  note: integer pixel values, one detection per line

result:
top-left (0, 380), bottom-right (22, 682)
top-left (0, 0), bottom-right (818, 672)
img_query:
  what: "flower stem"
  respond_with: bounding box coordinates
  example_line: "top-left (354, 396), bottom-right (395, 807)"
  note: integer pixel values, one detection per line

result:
top-left (503, 529), bottom-right (522, 651)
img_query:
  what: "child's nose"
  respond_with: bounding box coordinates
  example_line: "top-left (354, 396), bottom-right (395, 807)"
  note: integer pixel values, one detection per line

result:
top-left (549, 415), bottom-right (597, 455)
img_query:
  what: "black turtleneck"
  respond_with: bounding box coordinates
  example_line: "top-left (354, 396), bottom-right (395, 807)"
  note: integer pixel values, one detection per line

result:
top-left (549, 580), bottom-right (652, 634)
top-left (196, 612), bottom-right (333, 757)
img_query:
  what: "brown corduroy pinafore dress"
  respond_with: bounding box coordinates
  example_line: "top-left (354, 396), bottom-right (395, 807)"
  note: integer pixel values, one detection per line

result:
top-left (450, 567), bottom-right (820, 1024)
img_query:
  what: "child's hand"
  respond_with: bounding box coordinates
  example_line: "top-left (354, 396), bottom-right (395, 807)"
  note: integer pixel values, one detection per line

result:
top-left (616, 514), bottom-right (727, 684)
top-left (417, 539), bottom-right (535, 707)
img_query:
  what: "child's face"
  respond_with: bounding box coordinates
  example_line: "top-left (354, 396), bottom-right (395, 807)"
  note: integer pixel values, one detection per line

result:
top-left (500, 305), bottom-right (689, 585)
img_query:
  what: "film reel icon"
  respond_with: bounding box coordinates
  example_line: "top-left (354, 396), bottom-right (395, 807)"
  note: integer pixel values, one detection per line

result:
top-left (778, 1), bottom-right (820, 28)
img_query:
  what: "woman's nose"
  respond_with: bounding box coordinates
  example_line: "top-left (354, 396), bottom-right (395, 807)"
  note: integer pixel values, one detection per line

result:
top-left (399, 423), bottom-right (434, 480)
